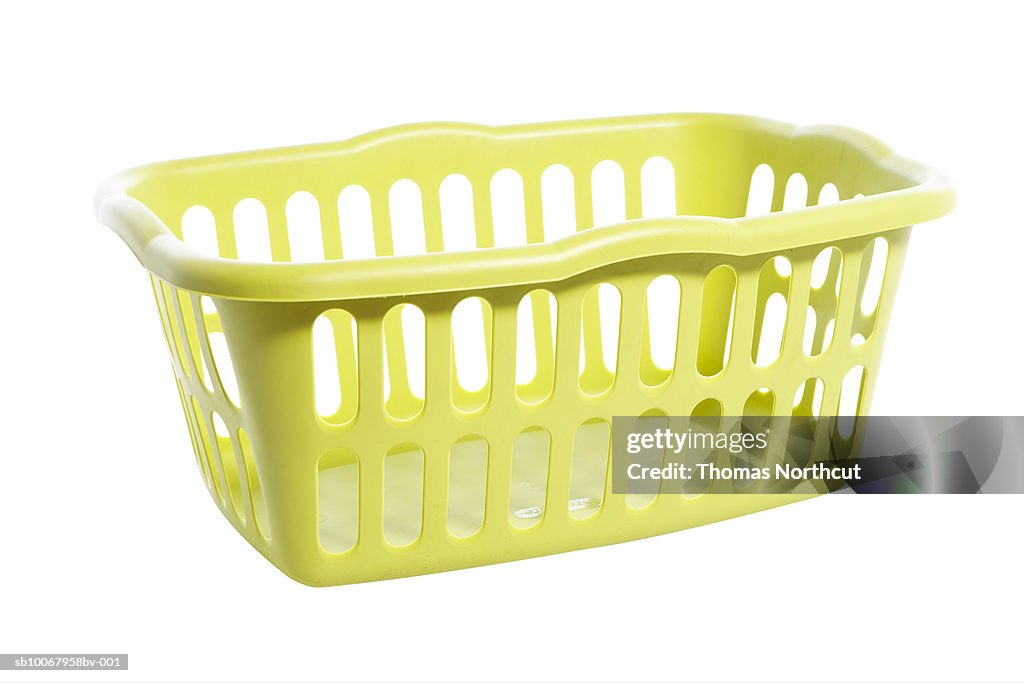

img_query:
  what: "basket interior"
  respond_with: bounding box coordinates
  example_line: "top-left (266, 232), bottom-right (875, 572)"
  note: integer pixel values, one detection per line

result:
top-left (126, 117), bottom-right (913, 265)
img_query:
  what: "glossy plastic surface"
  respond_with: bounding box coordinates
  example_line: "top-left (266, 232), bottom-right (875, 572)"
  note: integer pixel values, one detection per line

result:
top-left (97, 114), bottom-right (954, 585)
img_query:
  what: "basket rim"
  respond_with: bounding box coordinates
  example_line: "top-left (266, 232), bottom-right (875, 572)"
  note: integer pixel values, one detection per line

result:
top-left (95, 113), bottom-right (955, 303)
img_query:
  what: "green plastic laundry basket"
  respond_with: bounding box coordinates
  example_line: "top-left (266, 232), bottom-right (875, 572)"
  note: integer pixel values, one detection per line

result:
top-left (95, 114), bottom-right (954, 585)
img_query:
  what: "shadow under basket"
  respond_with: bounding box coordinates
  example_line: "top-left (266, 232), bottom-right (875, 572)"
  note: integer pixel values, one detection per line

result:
top-left (96, 114), bottom-right (954, 586)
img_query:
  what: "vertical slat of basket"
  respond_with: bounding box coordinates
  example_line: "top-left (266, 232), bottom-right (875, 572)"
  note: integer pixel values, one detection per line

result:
top-left (606, 275), bottom-right (649, 523)
top-left (482, 294), bottom-right (517, 541)
top-left (672, 268), bottom-right (707, 401)
top-left (572, 164), bottom-right (594, 231)
top-left (725, 261), bottom-right (760, 401)
top-left (850, 227), bottom-right (911, 422)
top-left (421, 305), bottom-right (452, 544)
top-left (833, 240), bottom-right (867, 357)
top-left (214, 300), bottom-right (324, 578)
top-left (265, 199), bottom-right (291, 262)
top-left (782, 247), bottom-right (814, 371)
top-left (210, 200), bottom-right (238, 259)
top-left (551, 283), bottom-right (584, 527)
top-left (614, 277), bottom-right (646, 396)
top-left (354, 307), bottom-right (387, 558)
top-left (175, 376), bottom-right (213, 491)
top-left (422, 195), bottom-right (445, 255)
top-left (318, 186), bottom-right (343, 260)
top-left (543, 427), bottom-right (573, 532)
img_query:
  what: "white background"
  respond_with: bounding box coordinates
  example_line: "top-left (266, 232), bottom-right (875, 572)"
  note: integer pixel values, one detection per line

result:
top-left (1, 2), bottom-right (1022, 682)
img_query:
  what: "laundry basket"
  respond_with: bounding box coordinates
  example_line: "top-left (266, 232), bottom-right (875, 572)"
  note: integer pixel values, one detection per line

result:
top-left (96, 114), bottom-right (954, 586)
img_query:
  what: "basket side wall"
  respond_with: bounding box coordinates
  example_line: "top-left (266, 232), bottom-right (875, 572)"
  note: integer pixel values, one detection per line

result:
top-left (178, 227), bottom-right (912, 585)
